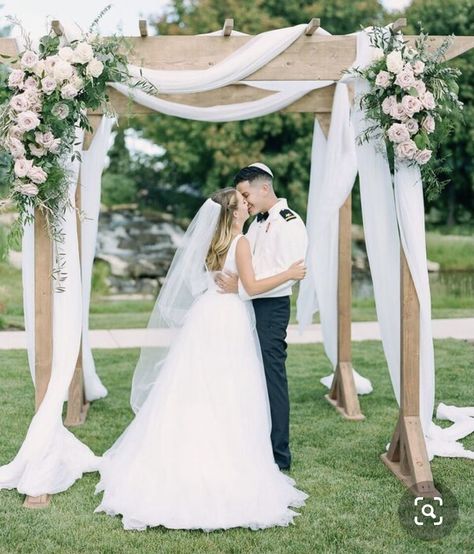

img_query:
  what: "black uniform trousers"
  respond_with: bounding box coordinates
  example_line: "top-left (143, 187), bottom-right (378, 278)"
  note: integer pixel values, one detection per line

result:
top-left (252, 296), bottom-right (291, 470)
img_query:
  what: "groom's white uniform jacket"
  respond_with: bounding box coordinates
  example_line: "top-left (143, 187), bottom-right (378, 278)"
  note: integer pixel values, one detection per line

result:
top-left (238, 198), bottom-right (308, 301)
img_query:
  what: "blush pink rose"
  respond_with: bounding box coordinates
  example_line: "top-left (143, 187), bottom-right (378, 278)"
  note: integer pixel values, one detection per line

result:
top-left (60, 84), bottom-right (79, 99)
top-left (415, 148), bottom-right (432, 165)
top-left (14, 181), bottom-right (39, 197)
top-left (8, 137), bottom-right (26, 158)
top-left (390, 103), bottom-right (408, 121)
top-left (401, 95), bottom-right (423, 117)
top-left (422, 115), bottom-right (435, 134)
top-left (421, 91), bottom-right (436, 110)
top-left (375, 70), bottom-right (391, 88)
top-left (413, 79), bottom-right (426, 96)
top-left (387, 123), bottom-right (410, 144)
top-left (396, 140), bottom-right (418, 160)
top-left (382, 95), bottom-right (397, 115)
top-left (406, 118), bottom-right (419, 135)
top-left (28, 165), bottom-right (48, 184)
top-left (20, 50), bottom-right (39, 69)
top-left (17, 111), bottom-right (40, 132)
top-left (29, 144), bottom-right (47, 157)
top-left (395, 69), bottom-right (416, 90)
top-left (9, 94), bottom-right (29, 112)
top-left (413, 60), bottom-right (425, 75)
top-left (14, 158), bottom-right (33, 178)
top-left (8, 69), bottom-right (25, 89)
top-left (41, 76), bottom-right (57, 95)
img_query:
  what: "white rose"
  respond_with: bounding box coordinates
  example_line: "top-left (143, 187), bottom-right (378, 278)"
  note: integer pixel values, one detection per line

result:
top-left (386, 50), bottom-right (403, 74)
top-left (86, 58), bottom-right (104, 78)
top-left (9, 94), bottom-right (29, 112)
top-left (20, 50), bottom-right (39, 69)
top-left (401, 95), bottom-right (423, 117)
top-left (33, 60), bottom-right (46, 77)
top-left (70, 75), bottom-right (84, 90)
top-left (395, 69), bottom-right (416, 90)
top-left (41, 76), bottom-right (57, 95)
top-left (28, 164), bottom-right (48, 184)
top-left (8, 137), bottom-right (25, 158)
top-left (9, 126), bottom-right (24, 140)
top-left (413, 79), bottom-right (426, 96)
top-left (16, 111), bottom-right (41, 132)
top-left (405, 118), bottom-right (419, 135)
top-left (38, 131), bottom-right (55, 149)
top-left (421, 91), bottom-right (436, 110)
top-left (60, 83), bottom-right (79, 99)
top-left (14, 181), bottom-right (39, 197)
top-left (375, 70), bottom-right (391, 88)
top-left (44, 55), bottom-right (59, 76)
top-left (29, 143), bottom-right (47, 157)
top-left (73, 42), bottom-right (94, 64)
top-left (58, 47), bottom-right (74, 62)
top-left (382, 95), bottom-right (397, 115)
top-left (396, 140), bottom-right (418, 160)
top-left (51, 103), bottom-right (69, 120)
top-left (24, 89), bottom-right (42, 111)
top-left (49, 138), bottom-right (61, 154)
top-left (14, 157), bottom-right (33, 178)
top-left (390, 103), bottom-right (407, 121)
top-left (415, 148), bottom-right (432, 165)
top-left (387, 123), bottom-right (411, 144)
top-left (23, 76), bottom-right (38, 90)
top-left (8, 69), bottom-right (25, 89)
top-left (422, 115), bottom-right (435, 134)
top-left (413, 60), bottom-right (425, 75)
top-left (53, 60), bottom-right (74, 82)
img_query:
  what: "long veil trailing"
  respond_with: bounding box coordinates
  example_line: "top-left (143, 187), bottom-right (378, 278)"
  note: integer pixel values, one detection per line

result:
top-left (130, 198), bottom-right (222, 413)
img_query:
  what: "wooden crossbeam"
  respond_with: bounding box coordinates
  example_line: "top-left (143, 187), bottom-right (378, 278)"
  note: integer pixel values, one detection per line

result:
top-left (305, 18), bottom-right (320, 36)
top-left (51, 20), bottom-right (63, 37)
top-left (223, 18), bottom-right (233, 36)
top-left (392, 18), bottom-right (407, 33)
top-left (139, 19), bottom-right (148, 37)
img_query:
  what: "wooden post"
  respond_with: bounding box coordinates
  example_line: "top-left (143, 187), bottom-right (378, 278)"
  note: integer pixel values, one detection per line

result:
top-left (325, 193), bottom-right (364, 420)
top-left (381, 247), bottom-right (437, 496)
top-left (23, 209), bottom-right (53, 508)
top-left (64, 115), bottom-right (102, 427)
top-left (316, 114), bottom-right (364, 421)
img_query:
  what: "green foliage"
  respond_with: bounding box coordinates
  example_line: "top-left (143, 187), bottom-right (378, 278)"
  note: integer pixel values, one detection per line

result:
top-left (404, 0), bottom-right (474, 226)
top-left (101, 173), bottom-right (138, 206)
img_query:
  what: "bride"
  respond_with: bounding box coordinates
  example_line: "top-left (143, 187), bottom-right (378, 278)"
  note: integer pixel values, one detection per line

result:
top-left (94, 187), bottom-right (308, 531)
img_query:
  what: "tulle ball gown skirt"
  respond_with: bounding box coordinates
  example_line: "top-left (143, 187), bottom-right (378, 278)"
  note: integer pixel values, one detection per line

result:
top-left (94, 289), bottom-right (308, 531)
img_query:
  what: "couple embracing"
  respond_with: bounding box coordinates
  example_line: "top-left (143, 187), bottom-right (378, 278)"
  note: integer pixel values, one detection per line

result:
top-left (94, 163), bottom-right (309, 531)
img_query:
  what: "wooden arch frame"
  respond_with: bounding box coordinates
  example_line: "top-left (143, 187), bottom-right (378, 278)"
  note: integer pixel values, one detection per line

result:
top-left (1, 19), bottom-right (473, 508)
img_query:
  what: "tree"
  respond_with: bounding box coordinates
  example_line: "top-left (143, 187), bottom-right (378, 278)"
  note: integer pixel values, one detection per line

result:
top-left (131, 0), bottom-right (386, 219)
top-left (403, 0), bottom-right (474, 228)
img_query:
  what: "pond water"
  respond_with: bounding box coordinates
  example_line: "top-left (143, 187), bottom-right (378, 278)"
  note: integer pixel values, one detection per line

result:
top-left (352, 270), bottom-right (474, 301)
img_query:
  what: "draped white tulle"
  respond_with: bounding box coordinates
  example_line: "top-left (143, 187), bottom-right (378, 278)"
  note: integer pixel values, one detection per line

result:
top-left (95, 236), bottom-right (308, 531)
top-left (5, 22), bottom-right (473, 500)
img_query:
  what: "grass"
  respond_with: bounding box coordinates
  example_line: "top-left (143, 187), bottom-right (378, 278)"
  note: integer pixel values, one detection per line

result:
top-left (1, 229), bottom-right (473, 330)
top-left (0, 340), bottom-right (473, 553)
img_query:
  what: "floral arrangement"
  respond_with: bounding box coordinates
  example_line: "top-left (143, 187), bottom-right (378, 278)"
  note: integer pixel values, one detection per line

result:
top-left (350, 26), bottom-right (463, 198)
top-left (0, 8), bottom-right (154, 287)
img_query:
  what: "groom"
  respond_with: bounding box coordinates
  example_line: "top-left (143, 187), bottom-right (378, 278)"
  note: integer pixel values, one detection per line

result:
top-left (215, 162), bottom-right (308, 470)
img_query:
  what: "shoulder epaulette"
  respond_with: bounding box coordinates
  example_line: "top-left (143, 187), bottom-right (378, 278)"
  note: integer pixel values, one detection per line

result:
top-left (280, 209), bottom-right (297, 222)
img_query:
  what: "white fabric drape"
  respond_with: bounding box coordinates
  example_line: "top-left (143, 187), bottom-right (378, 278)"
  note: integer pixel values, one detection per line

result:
top-left (0, 130), bottom-right (100, 495)
top-left (5, 23), bottom-right (473, 498)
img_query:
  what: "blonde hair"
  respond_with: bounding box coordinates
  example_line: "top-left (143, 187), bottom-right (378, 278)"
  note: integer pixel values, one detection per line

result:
top-left (206, 187), bottom-right (239, 271)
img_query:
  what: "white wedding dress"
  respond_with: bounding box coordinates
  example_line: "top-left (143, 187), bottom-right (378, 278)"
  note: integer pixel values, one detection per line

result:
top-left (94, 234), bottom-right (308, 531)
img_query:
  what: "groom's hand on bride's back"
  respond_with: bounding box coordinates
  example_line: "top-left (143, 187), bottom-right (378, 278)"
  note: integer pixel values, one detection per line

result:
top-left (215, 271), bottom-right (239, 294)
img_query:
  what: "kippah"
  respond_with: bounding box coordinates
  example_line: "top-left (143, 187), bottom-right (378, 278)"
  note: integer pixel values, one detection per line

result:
top-left (248, 162), bottom-right (274, 178)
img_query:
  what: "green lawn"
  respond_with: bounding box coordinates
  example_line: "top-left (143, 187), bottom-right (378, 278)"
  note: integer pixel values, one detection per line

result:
top-left (0, 340), bottom-right (473, 553)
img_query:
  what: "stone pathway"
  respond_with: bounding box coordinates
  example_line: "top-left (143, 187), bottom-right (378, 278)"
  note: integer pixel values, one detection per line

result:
top-left (0, 318), bottom-right (472, 350)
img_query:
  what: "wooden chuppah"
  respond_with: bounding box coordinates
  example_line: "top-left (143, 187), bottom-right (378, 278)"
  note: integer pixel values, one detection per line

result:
top-left (2, 20), bottom-right (474, 507)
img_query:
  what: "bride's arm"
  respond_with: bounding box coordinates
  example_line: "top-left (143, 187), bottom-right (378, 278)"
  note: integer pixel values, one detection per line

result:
top-left (235, 236), bottom-right (304, 296)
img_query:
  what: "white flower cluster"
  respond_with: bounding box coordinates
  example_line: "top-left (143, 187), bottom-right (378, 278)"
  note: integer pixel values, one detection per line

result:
top-left (5, 39), bottom-right (105, 197)
top-left (373, 48), bottom-right (436, 165)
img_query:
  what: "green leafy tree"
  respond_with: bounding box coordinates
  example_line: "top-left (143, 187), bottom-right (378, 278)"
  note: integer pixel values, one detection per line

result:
top-left (131, 0), bottom-right (385, 219)
top-left (403, 0), bottom-right (474, 228)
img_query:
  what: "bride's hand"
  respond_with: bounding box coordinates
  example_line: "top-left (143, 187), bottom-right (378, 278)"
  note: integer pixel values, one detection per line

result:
top-left (287, 259), bottom-right (307, 281)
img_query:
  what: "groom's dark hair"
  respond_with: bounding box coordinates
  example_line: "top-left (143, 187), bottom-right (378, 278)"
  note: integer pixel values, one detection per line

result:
top-left (233, 166), bottom-right (273, 188)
